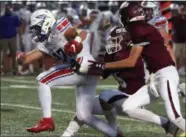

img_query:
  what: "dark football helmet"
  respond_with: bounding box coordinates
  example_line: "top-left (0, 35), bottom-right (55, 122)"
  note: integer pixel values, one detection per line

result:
top-left (119, 1), bottom-right (145, 27)
top-left (106, 26), bottom-right (131, 54)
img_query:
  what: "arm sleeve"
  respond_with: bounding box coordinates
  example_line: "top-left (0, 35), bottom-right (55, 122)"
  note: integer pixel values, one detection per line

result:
top-left (131, 27), bottom-right (150, 47)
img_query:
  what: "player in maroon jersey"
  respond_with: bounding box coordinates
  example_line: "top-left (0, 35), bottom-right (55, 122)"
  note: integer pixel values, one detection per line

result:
top-left (61, 26), bottom-right (178, 137)
top-left (88, 1), bottom-right (185, 133)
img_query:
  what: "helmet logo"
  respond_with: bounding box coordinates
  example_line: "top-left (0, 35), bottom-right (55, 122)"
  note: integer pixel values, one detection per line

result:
top-left (36, 14), bottom-right (46, 19)
top-left (116, 28), bottom-right (126, 33)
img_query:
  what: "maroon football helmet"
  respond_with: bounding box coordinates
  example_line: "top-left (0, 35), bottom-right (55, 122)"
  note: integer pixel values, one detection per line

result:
top-left (119, 1), bottom-right (145, 28)
top-left (106, 26), bottom-right (131, 54)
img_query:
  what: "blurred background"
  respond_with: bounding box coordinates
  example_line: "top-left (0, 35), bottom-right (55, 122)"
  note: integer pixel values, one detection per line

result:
top-left (0, 1), bottom-right (185, 76)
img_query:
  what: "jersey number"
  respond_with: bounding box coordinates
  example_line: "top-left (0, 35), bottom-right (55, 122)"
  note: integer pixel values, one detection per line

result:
top-left (52, 48), bottom-right (66, 61)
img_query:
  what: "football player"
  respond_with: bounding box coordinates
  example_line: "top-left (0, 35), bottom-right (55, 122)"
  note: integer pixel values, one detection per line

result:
top-left (141, 1), bottom-right (186, 104)
top-left (17, 9), bottom-right (123, 137)
top-left (62, 27), bottom-right (178, 137)
top-left (88, 1), bottom-right (186, 133)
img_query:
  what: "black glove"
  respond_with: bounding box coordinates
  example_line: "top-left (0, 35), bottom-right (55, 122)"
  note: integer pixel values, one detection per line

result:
top-left (88, 60), bottom-right (105, 76)
top-left (70, 59), bottom-right (80, 72)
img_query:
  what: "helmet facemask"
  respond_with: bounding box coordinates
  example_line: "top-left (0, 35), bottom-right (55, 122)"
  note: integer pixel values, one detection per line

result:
top-left (143, 8), bottom-right (154, 21)
top-left (29, 24), bottom-right (50, 42)
top-left (141, 1), bottom-right (160, 22)
top-left (106, 36), bottom-right (123, 54)
top-left (30, 9), bottom-right (56, 42)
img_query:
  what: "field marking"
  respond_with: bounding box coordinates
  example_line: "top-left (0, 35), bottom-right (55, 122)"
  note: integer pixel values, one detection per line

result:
top-left (1, 78), bottom-right (118, 87)
top-left (1, 78), bottom-right (36, 84)
top-left (1, 84), bottom-right (118, 90)
top-left (1, 103), bottom-right (75, 114)
top-left (1, 103), bottom-right (140, 122)
top-left (52, 102), bottom-right (67, 106)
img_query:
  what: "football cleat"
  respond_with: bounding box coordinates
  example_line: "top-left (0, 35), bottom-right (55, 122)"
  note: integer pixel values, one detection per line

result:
top-left (27, 118), bottom-right (55, 133)
top-left (163, 121), bottom-right (179, 137)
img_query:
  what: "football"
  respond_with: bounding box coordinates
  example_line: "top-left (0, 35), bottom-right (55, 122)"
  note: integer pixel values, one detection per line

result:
top-left (64, 40), bottom-right (83, 55)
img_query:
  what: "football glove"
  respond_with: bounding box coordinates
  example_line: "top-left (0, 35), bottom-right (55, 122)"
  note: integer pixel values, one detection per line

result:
top-left (88, 60), bottom-right (105, 76)
top-left (70, 59), bottom-right (81, 73)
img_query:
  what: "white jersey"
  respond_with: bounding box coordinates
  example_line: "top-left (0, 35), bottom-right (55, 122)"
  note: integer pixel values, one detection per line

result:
top-left (36, 17), bottom-right (94, 73)
top-left (148, 15), bottom-right (169, 33)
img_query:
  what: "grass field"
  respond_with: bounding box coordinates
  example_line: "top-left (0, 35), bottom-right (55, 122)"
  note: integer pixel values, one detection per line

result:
top-left (1, 76), bottom-right (185, 137)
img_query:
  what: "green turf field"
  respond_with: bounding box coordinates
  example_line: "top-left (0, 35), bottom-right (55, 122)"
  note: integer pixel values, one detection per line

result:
top-left (1, 76), bottom-right (185, 137)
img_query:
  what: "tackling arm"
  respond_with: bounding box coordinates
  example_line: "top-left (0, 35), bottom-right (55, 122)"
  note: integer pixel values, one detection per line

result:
top-left (105, 46), bottom-right (143, 70)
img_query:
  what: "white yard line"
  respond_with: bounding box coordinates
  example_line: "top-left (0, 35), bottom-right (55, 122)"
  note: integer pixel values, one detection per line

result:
top-left (1, 103), bottom-right (140, 122)
top-left (1, 78), bottom-right (118, 88)
top-left (1, 84), bottom-right (118, 90)
top-left (1, 78), bottom-right (36, 84)
top-left (1, 103), bottom-right (75, 114)
top-left (52, 102), bottom-right (67, 106)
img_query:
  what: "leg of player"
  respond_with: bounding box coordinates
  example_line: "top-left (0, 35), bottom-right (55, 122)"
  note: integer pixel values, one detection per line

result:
top-left (62, 96), bottom-right (109, 137)
top-left (26, 64), bottom-right (86, 133)
top-left (76, 85), bottom-right (123, 137)
top-left (154, 68), bottom-right (186, 131)
top-left (99, 90), bottom-right (122, 132)
top-left (62, 115), bottom-right (84, 137)
top-left (122, 85), bottom-right (180, 136)
top-left (99, 88), bottom-right (178, 136)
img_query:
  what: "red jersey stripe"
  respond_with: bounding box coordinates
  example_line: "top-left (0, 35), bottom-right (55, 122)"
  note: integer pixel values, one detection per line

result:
top-left (155, 20), bottom-right (167, 27)
top-left (57, 19), bottom-right (70, 31)
top-left (41, 69), bottom-right (73, 83)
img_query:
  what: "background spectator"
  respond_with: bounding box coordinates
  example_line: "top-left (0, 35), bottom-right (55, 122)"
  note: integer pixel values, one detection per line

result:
top-left (172, 4), bottom-right (186, 76)
top-left (0, 3), bottom-right (21, 75)
top-left (0, 1), bottom-right (185, 77)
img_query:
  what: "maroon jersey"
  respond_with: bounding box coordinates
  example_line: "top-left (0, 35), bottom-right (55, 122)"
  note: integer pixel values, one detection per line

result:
top-left (128, 21), bottom-right (175, 73)
top-left (104, 47), bottom-right (145, 95)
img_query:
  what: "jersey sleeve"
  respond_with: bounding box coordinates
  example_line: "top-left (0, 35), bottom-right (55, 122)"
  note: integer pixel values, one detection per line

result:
top-left (130, 27), bottom-right (150, 47)
top-left (36, 43), bottom-right (50, 55)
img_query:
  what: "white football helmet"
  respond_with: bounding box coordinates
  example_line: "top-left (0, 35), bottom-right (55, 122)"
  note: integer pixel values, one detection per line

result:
top-left (141, 1), bottom-right (161, 21)
top-left (30, 9), bottom-right (56, 42)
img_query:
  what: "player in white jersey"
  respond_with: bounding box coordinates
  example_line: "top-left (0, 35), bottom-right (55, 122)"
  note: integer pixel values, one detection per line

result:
top-left (17, 9), bottom-right (124, 137)
top-left (141, 1), bottom-right (186, 99)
